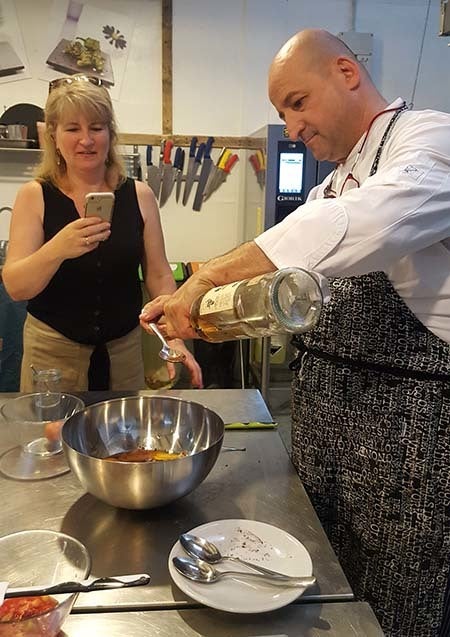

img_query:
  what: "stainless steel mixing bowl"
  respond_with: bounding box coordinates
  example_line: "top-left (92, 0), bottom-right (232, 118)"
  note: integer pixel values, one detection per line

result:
top-left (61, 395), bottom-right (224, 510)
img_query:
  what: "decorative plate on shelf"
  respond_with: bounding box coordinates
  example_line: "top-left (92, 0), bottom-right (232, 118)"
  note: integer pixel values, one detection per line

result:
top-left (168, 519), bottom-right (313, 613)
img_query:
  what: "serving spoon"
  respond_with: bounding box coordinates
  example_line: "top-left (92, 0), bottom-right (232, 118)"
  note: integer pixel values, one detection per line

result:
top-left (180, 533), bottom-right (299, 580)
top-left (173, 556), bottom-right (316, 588)
top-left (148, 322), bottom-right (186, 363)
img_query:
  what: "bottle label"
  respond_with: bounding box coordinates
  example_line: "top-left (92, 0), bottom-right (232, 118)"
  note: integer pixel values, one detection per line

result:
top-left (199, 282), bottom-right (240, 315)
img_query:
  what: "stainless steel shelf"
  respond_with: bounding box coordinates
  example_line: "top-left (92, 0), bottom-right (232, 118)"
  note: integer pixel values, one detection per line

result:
top-left (0, 146), bottom-right (40, 153)
top-left (0, 146), bottom-right (142, 180)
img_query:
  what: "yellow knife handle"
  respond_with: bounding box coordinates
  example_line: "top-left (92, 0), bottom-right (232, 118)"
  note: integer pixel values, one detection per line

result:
top-left (256, 149), bottom-right (265, 170)
top-left (218, 148), bottom-right (232, 169)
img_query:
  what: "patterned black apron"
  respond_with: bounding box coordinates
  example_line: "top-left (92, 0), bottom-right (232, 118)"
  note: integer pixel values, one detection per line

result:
top-left (290, 110), bottom-right (450, 636)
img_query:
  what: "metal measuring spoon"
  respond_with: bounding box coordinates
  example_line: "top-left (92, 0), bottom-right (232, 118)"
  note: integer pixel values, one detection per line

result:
top-left (148, 322), bottom-right (186, 363)
top-left (173, 556), bottom-right (316, 587)
top-left (180, 533), bottom-right (309, 580)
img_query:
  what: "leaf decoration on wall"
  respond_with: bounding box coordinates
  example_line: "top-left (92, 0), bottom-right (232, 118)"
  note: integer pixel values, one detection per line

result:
top-left (102, 25), bottom-right (127, 50)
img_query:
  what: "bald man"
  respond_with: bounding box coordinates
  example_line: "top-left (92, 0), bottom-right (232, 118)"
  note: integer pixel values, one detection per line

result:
top-left (141, 29), bottom-right (450, 637)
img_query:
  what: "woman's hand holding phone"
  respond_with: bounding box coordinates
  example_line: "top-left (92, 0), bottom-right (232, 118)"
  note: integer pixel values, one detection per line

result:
top-left (49, 216), bottom-right (111, 260)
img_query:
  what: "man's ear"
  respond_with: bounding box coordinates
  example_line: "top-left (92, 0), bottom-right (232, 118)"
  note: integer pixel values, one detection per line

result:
top-left (334, 56), bottom-right (361, 90)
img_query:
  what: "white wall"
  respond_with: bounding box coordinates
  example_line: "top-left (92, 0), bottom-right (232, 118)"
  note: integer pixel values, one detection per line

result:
top-left (1, 0), bottom-right (449, 262)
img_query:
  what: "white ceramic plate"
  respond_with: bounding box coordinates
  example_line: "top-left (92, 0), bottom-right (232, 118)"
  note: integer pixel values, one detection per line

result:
top-left (168, 519), bottom-right (313, 613)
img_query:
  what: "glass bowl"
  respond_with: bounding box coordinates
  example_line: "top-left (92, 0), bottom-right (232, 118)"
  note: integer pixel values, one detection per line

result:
top-left (0, 529), bottom-right (91, 636)
top-left (0, 393), bottom-right (85, 480)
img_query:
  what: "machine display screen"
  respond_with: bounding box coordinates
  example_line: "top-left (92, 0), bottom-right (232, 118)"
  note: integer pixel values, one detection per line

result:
top-left (278, 152), bottom-right (304, 193)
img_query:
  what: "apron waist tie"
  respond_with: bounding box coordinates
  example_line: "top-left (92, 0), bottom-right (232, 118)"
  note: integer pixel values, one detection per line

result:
top-left (290, 339), bottom-right (450, 383)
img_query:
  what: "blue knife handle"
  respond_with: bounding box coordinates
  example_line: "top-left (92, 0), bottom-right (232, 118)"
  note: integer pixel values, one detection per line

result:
top-left (146, 145), bottom-right (153, 166)
top-left (195, 143), bottom-right (205, 163)
top-left (174, 147), bottom-right (182, 169)
top-left (204, 136), bottom-right (214, 160)
top-left (189, 137), bottom-right (197, 158)
top-left (179, 148), bottom-right (185, 170)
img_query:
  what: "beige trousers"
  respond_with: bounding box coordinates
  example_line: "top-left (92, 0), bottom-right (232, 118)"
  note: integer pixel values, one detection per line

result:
top-left (20, 314), bottom-right (146, 391)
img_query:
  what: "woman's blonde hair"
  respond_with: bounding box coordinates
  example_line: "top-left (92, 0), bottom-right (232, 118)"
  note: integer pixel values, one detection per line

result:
top-left (35, 75), bottom-right (126, 189)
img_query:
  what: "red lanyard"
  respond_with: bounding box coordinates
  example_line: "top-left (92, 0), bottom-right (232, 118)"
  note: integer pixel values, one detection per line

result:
top-left (324, 102), bottom-right (407, 198)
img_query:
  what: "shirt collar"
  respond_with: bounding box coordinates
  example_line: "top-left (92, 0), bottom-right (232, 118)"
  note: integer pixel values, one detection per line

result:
top-left (340, 97), bottom-right (406, 170)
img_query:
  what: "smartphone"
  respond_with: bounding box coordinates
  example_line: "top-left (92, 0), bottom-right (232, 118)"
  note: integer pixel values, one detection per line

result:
top-left (84, 192), bottom-right (115, 222)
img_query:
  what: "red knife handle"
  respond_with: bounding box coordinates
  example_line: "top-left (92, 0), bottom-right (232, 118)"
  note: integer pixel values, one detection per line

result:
top-left (249, 154), bottom-right (259, 173)
top-left (163, 140), bottom-right (174, 164)
top-left (225, 154), bottom-right (239, 173)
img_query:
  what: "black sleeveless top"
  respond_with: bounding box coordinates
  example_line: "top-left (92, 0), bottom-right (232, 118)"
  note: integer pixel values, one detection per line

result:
top-left (28, 178), bottom-right (144, 345)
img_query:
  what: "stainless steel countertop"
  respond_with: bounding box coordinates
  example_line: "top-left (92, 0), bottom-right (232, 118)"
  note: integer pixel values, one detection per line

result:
top-left (0, 389), bottom-right (353, 610)
top-left (80, 389), bottom-right (275, 424)
top-left (64, 602), bottom-right (384, 636)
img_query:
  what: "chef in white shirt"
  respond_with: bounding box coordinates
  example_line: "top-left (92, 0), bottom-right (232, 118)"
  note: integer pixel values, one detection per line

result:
top-left (141, 28), bottom-right (450, 637)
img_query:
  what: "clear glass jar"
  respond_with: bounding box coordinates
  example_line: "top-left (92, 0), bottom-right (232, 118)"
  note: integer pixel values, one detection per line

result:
top-left (33, 368), bottom-right (62, 408)
top-left (189, 267), bottom-right (330, 343)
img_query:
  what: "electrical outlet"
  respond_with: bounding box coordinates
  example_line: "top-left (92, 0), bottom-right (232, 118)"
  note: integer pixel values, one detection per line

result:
top-left (338, 31), bottom-right (373, 72)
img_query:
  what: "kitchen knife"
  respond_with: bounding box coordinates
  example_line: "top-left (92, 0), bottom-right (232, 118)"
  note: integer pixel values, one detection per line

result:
top-left (159, 140), bottom-right (175, 207)
top-left (164, 146), bottom-right (182, 204)
top-left (1, 574), bottom-right (151, 601)
top-left (183, 142), bottom-right (205, 206)
top-left (204, 153), bottom-right (239, 201)
top-left (203, 147), bottom-right (232, 201)
top-left (182, 136), bottom-right (197, 205)
top-left (203, 151), bottom-right (229, 201)
top-left (175, 148), bottom-right (185, 203)
top-left (146, 146), bottom-right (161, 197)
top-left (193, 136), bottom-right (215, 211)
top-left (256, 149), bottom-right (266, 187)
top-left (249, 153), bottom-right (263, 189)
top-left (157, 141), bottom-right (165, 190)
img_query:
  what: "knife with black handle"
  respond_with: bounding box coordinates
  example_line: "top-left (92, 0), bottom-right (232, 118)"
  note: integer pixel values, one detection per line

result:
top-left (183, 142), bottom-right (205, 206)
top-left (182, 137), bottom-right (197, 205)
top-left (175, 148), bottom-right (185, 203)
top-left (193, 136), bottom-right (215, 211)
top-left (2, 574), bottom-right (151, 600)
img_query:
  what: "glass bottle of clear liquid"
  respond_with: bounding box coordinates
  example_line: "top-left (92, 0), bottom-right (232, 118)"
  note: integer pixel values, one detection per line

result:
top-left (189, 267), bottom-right (330, 343)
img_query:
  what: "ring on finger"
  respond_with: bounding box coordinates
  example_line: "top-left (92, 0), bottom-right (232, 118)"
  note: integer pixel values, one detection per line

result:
top-left (84, 237), bottom-right (89, 246)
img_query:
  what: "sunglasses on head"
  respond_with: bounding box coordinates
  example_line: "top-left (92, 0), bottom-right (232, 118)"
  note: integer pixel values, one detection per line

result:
top-left (48, 75), bottom-right (105, 94)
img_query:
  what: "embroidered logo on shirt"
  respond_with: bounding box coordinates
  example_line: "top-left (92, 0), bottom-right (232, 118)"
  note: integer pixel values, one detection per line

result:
top-left (401, 165), bottom-right (425, 181)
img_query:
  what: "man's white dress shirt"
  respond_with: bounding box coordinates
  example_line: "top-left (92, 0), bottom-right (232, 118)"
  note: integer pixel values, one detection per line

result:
top-left (255, 98), bottom-right (450, 344)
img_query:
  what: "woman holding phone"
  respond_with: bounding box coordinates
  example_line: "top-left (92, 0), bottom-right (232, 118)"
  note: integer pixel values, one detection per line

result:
top-left (2, 74), bottom-right (202, 390)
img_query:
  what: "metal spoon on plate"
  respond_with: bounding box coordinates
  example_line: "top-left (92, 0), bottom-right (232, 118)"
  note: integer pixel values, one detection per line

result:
top-left (180, 533), bottom-right (309, 581)
top-left (173, 556), bottom-right (315, 587)
top-left (148, 322), bottom-right (186, 363)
